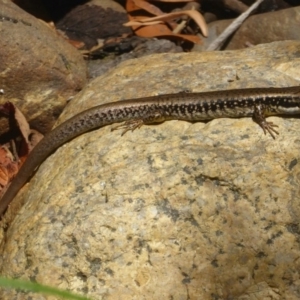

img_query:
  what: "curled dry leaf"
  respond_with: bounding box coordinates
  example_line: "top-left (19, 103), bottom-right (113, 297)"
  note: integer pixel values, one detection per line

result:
top-left (133, 0), bottom-right (165, 15)
top-left (14, 105), bottom-right (44, 153)
top-left (14, 105), bottom-right (31, 146)
top-left (126, 0), bottom-right (208, 44)
top-left (0, 102), bottom-right (44, 196)
top-left (124, 10), bottom-right (208, 37)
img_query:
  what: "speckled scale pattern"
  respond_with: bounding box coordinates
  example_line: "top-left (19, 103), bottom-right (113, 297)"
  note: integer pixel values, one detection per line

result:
top-left (1, 86), bottom-right (300, 216)
top-left (53, 87), bottom-right (300, 137)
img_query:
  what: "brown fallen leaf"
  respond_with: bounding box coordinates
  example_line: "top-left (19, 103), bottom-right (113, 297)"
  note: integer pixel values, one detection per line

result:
top-left (0, 102), bottom-right (44, 197)
top-left (0, 146), bottom-right (18, 188)
top-left (133, 0), bottom-right (166, 15)
top-left (126, 0), bottom-right (208, 44)
top-left (124, 10), bottom-right (208, 37)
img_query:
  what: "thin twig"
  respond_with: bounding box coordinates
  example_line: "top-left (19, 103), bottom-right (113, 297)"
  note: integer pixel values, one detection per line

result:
top-left (206, 0), bottom-right (265, 51)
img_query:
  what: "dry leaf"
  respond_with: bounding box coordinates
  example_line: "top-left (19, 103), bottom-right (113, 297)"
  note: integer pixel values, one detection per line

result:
top-left (126, 0), bottom-right (207, 44)
top-left (133, 0), bottom-right (165, 15)
top-left (0, 146), bottom-right (19, 194)
top-left (0, 102), bottom-right (44, 195)
top-left (14, 105), bottom-right (31, 146)
top-left (125, 10), bottom-right (208, 37)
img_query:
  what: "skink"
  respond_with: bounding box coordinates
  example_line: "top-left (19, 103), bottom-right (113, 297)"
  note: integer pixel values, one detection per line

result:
top-left (1, 86), bottom-right (300, 217)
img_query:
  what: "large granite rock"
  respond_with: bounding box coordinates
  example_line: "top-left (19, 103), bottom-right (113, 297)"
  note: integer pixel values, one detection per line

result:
top-left (0, 0), bottom-right (87, 134)
top-left (1, 41), bottom-right (300, 299)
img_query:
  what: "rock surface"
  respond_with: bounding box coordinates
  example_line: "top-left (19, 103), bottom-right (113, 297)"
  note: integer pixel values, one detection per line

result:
top-left (56, 0), bottom-right (131, 50)
top-left (1, 41), bottom-right (300, 299)
top-left (0, 0), bottom-right (87, 134)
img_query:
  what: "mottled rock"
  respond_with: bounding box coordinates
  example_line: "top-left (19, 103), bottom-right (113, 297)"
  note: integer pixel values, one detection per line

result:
top-left (1, 41), bottom-right (300, 299)
top-left (56, 0), bottom-right (131, 50)
top-left (0, 0), bottom-right (87, 134)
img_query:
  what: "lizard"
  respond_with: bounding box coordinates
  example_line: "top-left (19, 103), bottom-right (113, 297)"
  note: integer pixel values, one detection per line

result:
top-left (1, 86), bottom-right (300, 217)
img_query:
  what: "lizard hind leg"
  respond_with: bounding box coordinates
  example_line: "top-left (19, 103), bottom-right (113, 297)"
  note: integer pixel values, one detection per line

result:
top-left (252, 104), bottom-right (279, 139)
